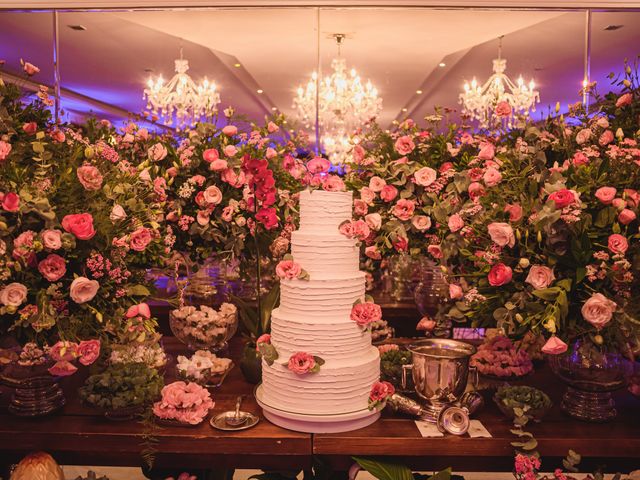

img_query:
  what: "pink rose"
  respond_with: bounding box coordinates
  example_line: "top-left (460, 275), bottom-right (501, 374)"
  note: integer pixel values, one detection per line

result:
top-left (449, 284), bottom-right (463, 300)
top-left (136, 128), bottom-right (149, 141)
top-left (203, 185), bottom-right (223, 205)
top-left (494, 100), bottom-right (512, 117)
top-left (50, 129), bottom-right (65, 143)
top-left (148, 143), bottom-right (168, 162)
top-left (581, 293), bottom-right (617, 330)
top-left (221, 205), bottom-right (234, 222)
top-left (572, 151), bottom-right (589, 167)
top-left (595, 186), bottom-right (617, 204)
top-left (354, 199), bottom-right (368, 216)
top-left (48, 360), bottom-right (78, 377)
top-left (417, 316), bottom-right (436, 331)
top-left (276, 259), bottom-right (302, 280)
top-left (350, 302), bottom-right (383, 327)
top-left (380, 185), bottom-right (398, 202)
top-left (126, 302), bottom-right (151, 319)
top-left (427, 244), bottom-right (443, 259)
top-left (616, 93), bottom-right (632, 107)
top-left (38, 254), bottom-right (66, 282)
top-left (393, 236), bottom-right (408, 252)
top-left (288, 352), bottom-right (316, 375)
top-left (322, 175), bottom-right (345, 192)
top-left (129, 227), bottom-right (152, 252)
top-left (468, 182), bottom-right (486, 201)
top-left (0, 140), bottom-right (12, 162)
top-left (618, 209), bottom-right (636, 225)
top-left (488, 263), bottom-right (513, 286)
top-left (50, 341), bottom-right (78, 362)
top-left (224, 145), bottom-right (238, 157)
top-left (612, 198), bottom-right (626, 210)
top-left (477, 141), bottom-right (495, 160)
top-left (624, 189), bottom-right (640, 208)
top-left (607, 233), bottom-right (628, 255)
top-left (369, 176), bottom-right (386, 192)
top-left (504, 203), bottom-right (523, 222)
top-left (483, 167), bottom-right (502, 187)
top-left (77, 339), bottom-right (101, 366)
top-left (306, 157), bottom-right (331, 174)
top-left (547, 189), bottom-right (576, 209)
top-left (267, 122), bottom-right (279, 133)
top-left (139, 168), bottom-right (151, 183)
top-left (61, 213), bottom-right (96, 240)
top-left (575, 128), bottom-right (592, 145)
top-left (12, 231), bottom-right (35, 260)
top-left (541, 336), bottom-right (568, 355)
top-left (525, 265), bottom-right (555, 290)
top-left (599, 130), bottom-right (614, 146)
top-left (41, 229), bottom-right (62, 250)
top-left (487, 222), bottom-right (515, 248)
top-left (392, 199), bottom-right (415, 221)
top-left (256, 333), bottom-right (271, 346)
top-left (360, 187), bottom-right (376, 204)
top-left (448, 214), bottom-right (464, 232)
top-left (192, 175), bottom-right (206, 186)
top-left (369, 381), bottom-right (395, 402)
top-left (22, 122), bottom-right (37, 135)
top-left (110, 204), bottom-right (127, 223)
top-left (23, 61), bottom-right (40, 76)
top-left (365, 214), bottom-right (381, 234)
top-left (69, 276), bottom-right (99, 304)
top-left (222, 125), bottom-right (238, 136)
top-left (394, 135), bottom-right (415, 155)
top-left (166, 167), bottom-right (178, 177)
top-left (365, 245), bottom-right (381, 260)
top-left (2, 192), bottom-right (20, 212)
top-left (203, 148), bottom-right (219, 163)
top-left (377, 344), bottom-right (399, 354)
top-left (196, 210), bottom-right (210, 226)
top-left (352, 144), bottom-right (365, 164)
top-left (207, 158), bottom-right (227, 171)
top-left (411, 215), bottom-right (431, 231)
top-left (0, 282), bottom-right (28, 307)
top-left (266, 147), bottom-right (277, 160)
top-left (414, 167), bottom-right (437, 187)
top-left (76, 165), bottom-right (103, 191)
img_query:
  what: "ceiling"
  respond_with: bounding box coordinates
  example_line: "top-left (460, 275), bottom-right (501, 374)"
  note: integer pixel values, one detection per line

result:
top-left (0, 8), bottom-right (638, 135)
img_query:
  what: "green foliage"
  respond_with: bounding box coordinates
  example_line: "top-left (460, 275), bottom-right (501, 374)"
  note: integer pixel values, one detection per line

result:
top-left (234, 282), bottom-right (280, 340)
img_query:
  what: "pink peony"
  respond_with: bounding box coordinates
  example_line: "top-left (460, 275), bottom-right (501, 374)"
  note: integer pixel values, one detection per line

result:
top-left (276, 260), bottom-right (302, 280)
top-left (548, 189), bottom-right (576, 209)
top-left (525, 265), bottom-right (555, 290)
top-left (392, 199), bottom-right (415, 221)
top-left (41, 229), bottom-right (62, 250)
top-left (448, 214), bottom-right (464, 233)
top-left (222, 125), bottom-right (238, 136)
top-left (350, 302), bottom-right (382, 328)
top-left (618, 209), bottom-right (636, 225)
top-left (307, 157), bottom-right (331, 174)
top-left (488, 263), bottom-right (513, 286)
top-left (494, 100), bottom-right (512, 117)
top-left (38, 254), bottom-right (66, 282)
top-left (77, 339), bottom-right (101, 366)
top-left (22, 122), bottom-right (37, 134)
top-left (369, 176), bottom-right (387, 192)
top-left (69, 276), bottom-right (99, 304)
top-left (483, 167), bottom-right (502, 187)
top-left (581, 293), bottom-right (617, 330)
top-left (61, 213), bottom-right (96, 240)
top-left (50, 340), bottom-right (78, 362)
top-left (48, 360), bottom-right (77, 377)
top-left (595, 186), bottom-right (617, 204)
top-left (76, 165), bottom-right (103, 191)
top-left (575, 128), bottom-right (592, 145)
top-left (414, 167), bottom-right (437, 187)
top-left (477, 141), bottom-right (495, 160)
top-left (607, 233), bottom-right (628, 255)
top-left (411, 215), bottom-right (431, 231)
top-left (380, 184), bottom-right (398, 202)
top-left (365, 245), bottom-right (381, 260)
top-left (541, 336), bottom-right (568, 355)
top-left (129, 227), bottom-right (152, 252)
top-left (288, 352), bottom-right (316, 375)
top-left (616, 93), bottom-right (632, 107)
top-left (487, 222), bottom-right (515, 248)
top-left (203, 148), bottom-right (219, 163)
top-left (369, 381), bottom-right (395, 402)
top-left (148, 143), bottom-right (168, 162)
top-left (2, 192), bottom-right (20, 212)
top-left (126, 302), bottom-right (151, 319)
top-left (449, 284), bottom-right (463, 300)
top-left (394, 135), bottom-right (415, 155)
top-left (0, 282), bottom-right (28, 307)
top-left (203, 185), bottom-right (223, 205)
top-left (504, 203), bottom-right (523, 222)
top-left (0, 140), bottom-right (11, 162)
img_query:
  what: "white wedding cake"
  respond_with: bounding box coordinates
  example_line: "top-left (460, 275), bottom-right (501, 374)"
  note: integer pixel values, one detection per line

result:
top-left (258, 189), bottom-right (380, 431)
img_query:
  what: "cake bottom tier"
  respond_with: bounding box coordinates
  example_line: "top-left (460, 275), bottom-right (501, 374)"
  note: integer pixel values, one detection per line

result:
top-left (261, 347), bottom-right (380, 415)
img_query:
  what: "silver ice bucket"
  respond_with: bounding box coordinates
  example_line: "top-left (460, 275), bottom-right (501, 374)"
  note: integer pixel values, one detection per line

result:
top-left (402, 339), bottom-right (476, 414)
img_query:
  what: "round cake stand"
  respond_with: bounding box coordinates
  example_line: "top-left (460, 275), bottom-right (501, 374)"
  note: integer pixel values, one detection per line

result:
top-left (255, 384), bottom-right (380, 433)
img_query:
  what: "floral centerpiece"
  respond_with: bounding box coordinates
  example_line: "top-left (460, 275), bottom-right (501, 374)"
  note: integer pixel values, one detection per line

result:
top-left (176, 349), bottom-right (233, 387)
top-left (169, 303), bottom-right (237, 351)
top-left (152, 380), bottom-right (214, 426)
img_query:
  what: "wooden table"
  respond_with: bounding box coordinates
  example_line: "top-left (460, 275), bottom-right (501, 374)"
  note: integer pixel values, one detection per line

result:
top-left (1, 337), bottom-right (639, 476)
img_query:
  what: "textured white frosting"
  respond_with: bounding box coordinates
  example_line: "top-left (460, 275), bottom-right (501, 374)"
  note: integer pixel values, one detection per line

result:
top-left (262, 188), bottom-right (380, 416)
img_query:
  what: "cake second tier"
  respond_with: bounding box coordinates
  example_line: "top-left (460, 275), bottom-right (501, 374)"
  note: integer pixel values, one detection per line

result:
top-left (291, 230), bottom-right (360, 276)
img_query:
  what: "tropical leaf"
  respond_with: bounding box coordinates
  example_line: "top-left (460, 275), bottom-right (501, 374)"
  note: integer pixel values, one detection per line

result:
top-left (353, 456), bottom-right (414, 480)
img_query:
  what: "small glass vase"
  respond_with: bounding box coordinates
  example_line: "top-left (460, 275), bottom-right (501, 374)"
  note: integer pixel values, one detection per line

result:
top-left (548, 336), bottom-right (632, 422)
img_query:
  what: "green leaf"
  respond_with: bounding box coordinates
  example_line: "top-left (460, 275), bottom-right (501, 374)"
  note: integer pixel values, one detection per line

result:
top-left (127, 284), bottom-right (151, 297)
top-left (353, 456), bottom-right (414, 480)
top-left (531, 287), bottom-right (559, 301)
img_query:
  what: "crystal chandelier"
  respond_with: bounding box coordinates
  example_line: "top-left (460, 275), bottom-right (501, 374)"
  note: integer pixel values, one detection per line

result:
top-left (293, 34), bottom-right (382, 163)
top-left (459, 36), bottom-right (540, 129)
top-left (143, 48), bottom-right (221, 130)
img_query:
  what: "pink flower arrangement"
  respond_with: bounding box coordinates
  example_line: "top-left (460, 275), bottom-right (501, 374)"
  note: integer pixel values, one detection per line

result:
top-left (153, 381), bottom-right (214, 425)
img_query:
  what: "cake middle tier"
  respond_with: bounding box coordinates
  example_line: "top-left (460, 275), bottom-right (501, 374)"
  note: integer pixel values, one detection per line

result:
top-left (271, 307), bottom-right (372, 361)
top-left (291, 230), bottom-right (360, 276)
top-left (278, 273), bottom-right (366, 317)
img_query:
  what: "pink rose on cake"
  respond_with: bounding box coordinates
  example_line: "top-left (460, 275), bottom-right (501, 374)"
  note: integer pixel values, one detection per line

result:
top-left (350, 301), bottom-right (382, 328)
top-left (287, 352), bottom-right (323, 375)
top-left (276, 256), bottom-right (309, 281)
top-left (256, 334), bottom-right (271, 350)
top-left (368, 381), bottom-right (395, 410)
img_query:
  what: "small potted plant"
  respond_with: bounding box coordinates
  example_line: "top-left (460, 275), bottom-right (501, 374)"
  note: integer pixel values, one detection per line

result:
top-left (79, 362), bottom-right (163, 420)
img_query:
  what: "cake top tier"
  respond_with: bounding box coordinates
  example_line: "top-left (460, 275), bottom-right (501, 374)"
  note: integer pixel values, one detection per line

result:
top-left (299, 189), bottom-right (353, 233)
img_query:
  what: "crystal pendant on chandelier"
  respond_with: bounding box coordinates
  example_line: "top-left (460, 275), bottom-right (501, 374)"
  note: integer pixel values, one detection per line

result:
top-left (143, 48), bottom-right (221, 130)
top-left (293, 34), bottom-right (382, 163)
top-left (459, 36), bottom-right (540, 129)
